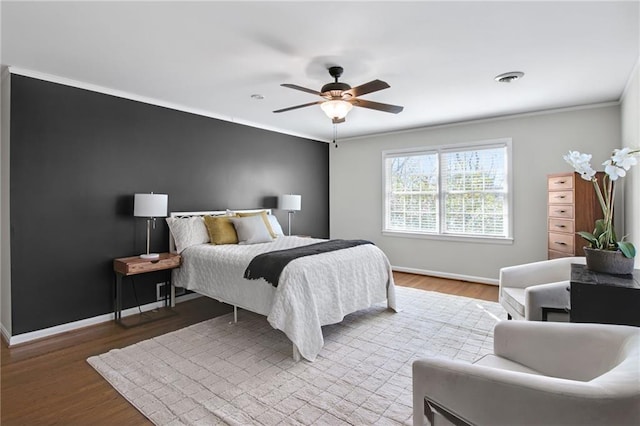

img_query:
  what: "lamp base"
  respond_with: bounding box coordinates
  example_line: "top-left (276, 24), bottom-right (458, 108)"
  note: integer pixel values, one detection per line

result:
top-left (140, 253), bottom-right (160, 260)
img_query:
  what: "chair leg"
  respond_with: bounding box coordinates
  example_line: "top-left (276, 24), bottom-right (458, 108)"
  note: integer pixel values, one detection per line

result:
top-left (413, 392), bottom-right (426, 426)
top-left (425, 399), bottom-right (473, 426)
top-left (425, 400), bottom-right (435, 426)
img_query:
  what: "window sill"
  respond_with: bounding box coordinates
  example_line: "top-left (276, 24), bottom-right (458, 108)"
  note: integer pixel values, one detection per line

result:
top-left (382, 230), bottom-right (514, 245)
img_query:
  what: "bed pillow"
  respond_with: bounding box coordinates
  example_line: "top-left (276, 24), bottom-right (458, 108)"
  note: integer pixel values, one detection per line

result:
top-left (236, 210), bottom-right (277, 238)
top-left (165, 216), bottom-right (210, 253)
top-left (203, 214), bottom-right (238, 245)
top-left (267, 214), bottom-right (285, 237)
top-left (229, 215), bottom-right (274, 245)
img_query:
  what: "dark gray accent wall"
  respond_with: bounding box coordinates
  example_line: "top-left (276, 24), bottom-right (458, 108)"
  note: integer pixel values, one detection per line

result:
top-left (9, 74), bottom-right (329, 335)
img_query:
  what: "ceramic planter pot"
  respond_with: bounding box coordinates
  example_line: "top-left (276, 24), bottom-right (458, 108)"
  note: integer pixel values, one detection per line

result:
top-left (584, 247), bottom-right (635, 275)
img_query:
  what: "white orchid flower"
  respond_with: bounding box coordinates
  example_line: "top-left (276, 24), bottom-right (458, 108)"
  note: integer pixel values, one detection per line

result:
top-left (611, 147), bottom-right (638, 171)
top-left (564, 151), bottom-right (596, 180)
top-left (565, 147), bottom-right (638, 259)
top-left (564, 151), bottom-right (591, 167)
top-left (575, 164), bottom-right (596, 180)
top-left (603, 160), bottom-right (626, 181)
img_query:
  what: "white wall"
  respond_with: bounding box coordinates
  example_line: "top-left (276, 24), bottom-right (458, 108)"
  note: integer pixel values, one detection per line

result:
top-left (1, 67), bottom-right (11, 338)
top-left (330, 105), bottom-right (621, 282)
top-left (621, 59), bottom-right (640, 268)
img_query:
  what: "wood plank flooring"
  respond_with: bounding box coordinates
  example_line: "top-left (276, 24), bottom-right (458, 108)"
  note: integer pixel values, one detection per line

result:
top-left (1, 273), bottom-right (498, 425)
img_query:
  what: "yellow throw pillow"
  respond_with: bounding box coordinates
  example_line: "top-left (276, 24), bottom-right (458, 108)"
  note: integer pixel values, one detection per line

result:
top-left (203, 214), bottom-right (238, 244)
top-left (236, 210), bottom-right (277, 238)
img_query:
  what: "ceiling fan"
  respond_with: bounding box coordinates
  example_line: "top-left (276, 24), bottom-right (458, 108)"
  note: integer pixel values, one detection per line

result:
top-left (273, 66), bottom-right (404, 124)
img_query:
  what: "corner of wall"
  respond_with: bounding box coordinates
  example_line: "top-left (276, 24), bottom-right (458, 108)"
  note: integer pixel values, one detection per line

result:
top-left (1, 67), bottom-right (12, 338)
top-left (620, 57), bottom-right (640, 268)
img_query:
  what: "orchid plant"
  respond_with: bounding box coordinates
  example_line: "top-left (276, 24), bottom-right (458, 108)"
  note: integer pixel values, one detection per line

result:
top-left (564, 147), bottom-right (639, 259)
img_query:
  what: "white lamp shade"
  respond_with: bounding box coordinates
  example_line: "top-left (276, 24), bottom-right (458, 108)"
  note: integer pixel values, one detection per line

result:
top-left (280, 194), bottom-right (301, 211)
top-left (134, 193), bottom-right (168, 218)
top-left (320, 100), bottom-right (353, 119)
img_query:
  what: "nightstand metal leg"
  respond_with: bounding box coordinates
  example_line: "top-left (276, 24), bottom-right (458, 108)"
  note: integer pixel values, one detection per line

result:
top-left (115, 273), bottom-right (123, 323)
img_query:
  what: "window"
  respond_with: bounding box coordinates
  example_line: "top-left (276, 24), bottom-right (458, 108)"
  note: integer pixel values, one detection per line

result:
top-left (383, 139), bottom-right (512, 242)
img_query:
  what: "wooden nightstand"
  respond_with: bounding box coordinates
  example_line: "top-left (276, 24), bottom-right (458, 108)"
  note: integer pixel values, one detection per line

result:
top-left (113, 253), bottom-right (181, 327)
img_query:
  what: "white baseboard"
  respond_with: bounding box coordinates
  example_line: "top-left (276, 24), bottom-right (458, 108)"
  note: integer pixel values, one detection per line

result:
top-left (4, 292), bottom-right (202, 347)
top-left (3, 269), bottom-right (495, 346)
top-left (1, 323), bottom-right (11, 345)
top-left (392, 265), bottom-right (498, 286)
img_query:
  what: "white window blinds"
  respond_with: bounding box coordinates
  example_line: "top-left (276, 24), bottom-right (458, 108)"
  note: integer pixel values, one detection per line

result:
top-left (383, 139), bottom-right (511, 240)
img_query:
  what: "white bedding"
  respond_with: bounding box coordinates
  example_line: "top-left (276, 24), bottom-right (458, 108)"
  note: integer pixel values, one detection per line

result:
top-left (173, 236), bottom-right (397, 361)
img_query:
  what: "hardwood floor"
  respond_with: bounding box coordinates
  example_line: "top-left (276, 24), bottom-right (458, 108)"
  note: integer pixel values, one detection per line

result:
top-left (393, 272), bottom-right (498, 302)
top-left (1, 273), bottom-right (497, 425)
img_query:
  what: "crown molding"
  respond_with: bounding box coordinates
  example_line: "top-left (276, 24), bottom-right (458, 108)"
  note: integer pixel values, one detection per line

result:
top-left (343, 101), bottom-right (621, 142)
top-left (7, 66), bottom-right (322, 142)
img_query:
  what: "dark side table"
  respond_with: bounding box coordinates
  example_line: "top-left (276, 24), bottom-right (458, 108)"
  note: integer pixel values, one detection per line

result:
top-left (570, 263), bottom-right (640, 326)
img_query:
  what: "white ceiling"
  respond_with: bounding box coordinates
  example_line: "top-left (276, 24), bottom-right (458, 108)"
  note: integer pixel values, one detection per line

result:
top-left (2, 1), bottom-right (639, 142)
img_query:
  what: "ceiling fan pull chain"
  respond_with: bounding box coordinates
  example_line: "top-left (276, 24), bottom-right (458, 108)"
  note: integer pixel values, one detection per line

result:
top-left (333, 123), bottom-right (338, 148)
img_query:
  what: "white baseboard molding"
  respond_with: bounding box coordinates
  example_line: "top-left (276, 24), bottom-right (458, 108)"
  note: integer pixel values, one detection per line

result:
top-left (392, 265), bottom-right (498, 286)
top-left (1, 323), bottom-right (11, 345)
top-left (3, 292), bottom-right (203, 347)
top-left (3, 269), bottom-right (495, 346)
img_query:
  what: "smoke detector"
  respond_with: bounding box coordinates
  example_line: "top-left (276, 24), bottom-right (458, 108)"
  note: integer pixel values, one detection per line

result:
top-left (495, 71), bottom-right (524, 83)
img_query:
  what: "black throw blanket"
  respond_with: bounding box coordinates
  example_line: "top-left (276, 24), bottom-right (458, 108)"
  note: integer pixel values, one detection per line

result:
top-left (244, 239), bottom-right (374, 287)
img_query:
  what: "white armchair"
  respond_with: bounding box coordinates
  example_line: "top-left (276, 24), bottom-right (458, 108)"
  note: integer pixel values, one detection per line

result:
top-left (412, 321), bottom-right (640, 426)
top-left (499, 256), bottom-right (585, 321)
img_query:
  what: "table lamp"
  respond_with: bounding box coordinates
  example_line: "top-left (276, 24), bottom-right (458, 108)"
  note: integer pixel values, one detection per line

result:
top-left (279, 194), bottom-right (301, 236)
top-left (134, 192), bottom-right (168, 259)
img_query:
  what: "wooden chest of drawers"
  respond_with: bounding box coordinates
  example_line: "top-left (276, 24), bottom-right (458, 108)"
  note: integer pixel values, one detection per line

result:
top-left (547, 172), bottom-right (604, 259)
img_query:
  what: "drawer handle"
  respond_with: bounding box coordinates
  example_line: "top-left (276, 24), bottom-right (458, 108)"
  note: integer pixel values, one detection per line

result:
top-left (555, 210), bottom-right (566, 214)
top-left (554, 241), bottom-right (567, 246)
top-left (554, 224), bottom-right (566, 228)
top-left (554, 195), bottom-right (566, 199)
top-left (555, 180), bottom-right (566, 184)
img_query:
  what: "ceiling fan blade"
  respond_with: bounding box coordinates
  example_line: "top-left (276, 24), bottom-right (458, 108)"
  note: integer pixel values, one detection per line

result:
top-left (281, 84), bottom-right (322, 96)
top-left (344, 79), bottom-right (390, 98)
top-left (273, 100), bottom-right (323, 113)
top-left (350, 98), bottom-right (404, 114)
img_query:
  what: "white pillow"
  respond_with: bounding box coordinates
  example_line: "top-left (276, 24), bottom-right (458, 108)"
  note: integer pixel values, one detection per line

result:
top-left (267, 214), bottom-right (285, 237)
top-left (229, 215), bottom-right (273, 244)
top-left (166, 216), bottom-right (210, 253)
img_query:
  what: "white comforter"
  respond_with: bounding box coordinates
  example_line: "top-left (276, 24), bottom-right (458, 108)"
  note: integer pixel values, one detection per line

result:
top-left (173, 236), bottom-right (397, 361)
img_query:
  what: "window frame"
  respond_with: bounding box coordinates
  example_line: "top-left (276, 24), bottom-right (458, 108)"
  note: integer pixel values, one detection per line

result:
top-left (381, 138), bottom-right (513, 244)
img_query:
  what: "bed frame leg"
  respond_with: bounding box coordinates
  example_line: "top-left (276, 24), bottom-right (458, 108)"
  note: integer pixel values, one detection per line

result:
top-left (233, 306), bottom-right (238, 323)
top-left (292, 344), bottom-right (301, 362)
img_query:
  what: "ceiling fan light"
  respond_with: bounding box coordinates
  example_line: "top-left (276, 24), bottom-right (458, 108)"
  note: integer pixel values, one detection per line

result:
top-left (320, 100), bottom-right (353, 120)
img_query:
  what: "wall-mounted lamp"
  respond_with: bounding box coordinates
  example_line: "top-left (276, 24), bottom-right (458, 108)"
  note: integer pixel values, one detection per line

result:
top-left (134, 192), bottom-right (168, 259)
top-left (279, 194), bottom-right (302, 236)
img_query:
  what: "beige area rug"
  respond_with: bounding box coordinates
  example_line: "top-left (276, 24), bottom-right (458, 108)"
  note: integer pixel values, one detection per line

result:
top-left (88, 287), bottom-right (505, 425)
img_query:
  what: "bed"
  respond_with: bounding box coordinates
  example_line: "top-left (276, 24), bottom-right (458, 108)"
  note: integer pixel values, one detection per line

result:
top-left (167, 209), bottom-right (397, 361)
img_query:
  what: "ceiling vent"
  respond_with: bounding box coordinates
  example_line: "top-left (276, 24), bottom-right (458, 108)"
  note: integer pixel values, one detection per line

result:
top-left (495, 71), bottom-right (524, 83)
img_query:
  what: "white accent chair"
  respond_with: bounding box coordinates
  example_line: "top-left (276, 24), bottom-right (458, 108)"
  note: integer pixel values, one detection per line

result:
top-left (412, 321), bottom-right (640, 426)
top-left (499, 256), bottom-right (585, 321)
